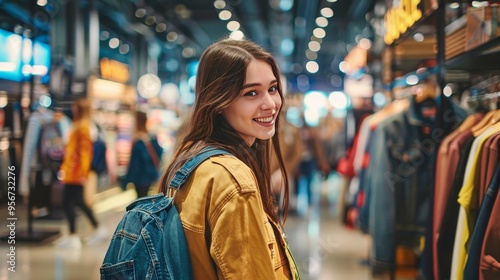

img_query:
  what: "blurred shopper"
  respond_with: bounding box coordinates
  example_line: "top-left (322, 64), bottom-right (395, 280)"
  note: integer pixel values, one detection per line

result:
top-left (270, 106), bottom-right (303, 214)
top-left (122, 110), bottom-right (163, 198)
top-left (295, 114), bottom-right (330, 211)
top-left (55, 97), bottom-right (106, 248)
top-left (158, 38), bottom-right (299, 279)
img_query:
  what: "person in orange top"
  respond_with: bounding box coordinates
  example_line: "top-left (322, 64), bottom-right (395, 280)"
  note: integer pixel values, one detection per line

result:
top-left (55, 97), bottom-right (106, 249)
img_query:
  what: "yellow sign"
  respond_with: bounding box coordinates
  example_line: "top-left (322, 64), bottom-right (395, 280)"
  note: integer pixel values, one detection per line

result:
top-left (384, 0), bottom-right (423, 44)
top-left (99, 58), bottom-right (130, 83)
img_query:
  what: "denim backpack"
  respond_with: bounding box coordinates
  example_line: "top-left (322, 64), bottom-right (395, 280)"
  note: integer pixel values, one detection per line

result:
top-left (100, 147), bottom-right (230, 280)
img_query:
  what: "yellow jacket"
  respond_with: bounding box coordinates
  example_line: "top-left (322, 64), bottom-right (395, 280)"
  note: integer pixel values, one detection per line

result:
top-left (59, 120), bottom-right (93, 185)
top-left (174, 154), bottom-right (300, 280)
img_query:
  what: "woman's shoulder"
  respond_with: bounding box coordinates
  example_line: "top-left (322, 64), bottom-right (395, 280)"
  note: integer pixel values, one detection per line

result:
top-left (195, 154), bottom-right (257, 194)
top-left (72, 120), bottom-right (91, 134)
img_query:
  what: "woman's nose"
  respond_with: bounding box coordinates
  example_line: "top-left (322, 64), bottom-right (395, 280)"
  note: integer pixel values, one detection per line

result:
top-left (261, 92), bottom-right (279, 110)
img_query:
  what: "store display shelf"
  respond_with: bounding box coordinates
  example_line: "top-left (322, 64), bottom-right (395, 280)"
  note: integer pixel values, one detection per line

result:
top-left (446, 36), bottom-right (500, 71)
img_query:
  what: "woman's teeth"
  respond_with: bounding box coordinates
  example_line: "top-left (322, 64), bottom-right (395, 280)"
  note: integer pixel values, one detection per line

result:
top-left (254, 116), bottom-right (273, 123)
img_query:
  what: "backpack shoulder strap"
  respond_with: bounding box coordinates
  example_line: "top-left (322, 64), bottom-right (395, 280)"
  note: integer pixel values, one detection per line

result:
top-left (169, 147), bottom-right (231, 190)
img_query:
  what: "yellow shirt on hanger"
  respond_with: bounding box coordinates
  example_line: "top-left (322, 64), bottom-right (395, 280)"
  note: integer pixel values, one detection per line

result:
top-left (452, 121), bottom-right (500, 280)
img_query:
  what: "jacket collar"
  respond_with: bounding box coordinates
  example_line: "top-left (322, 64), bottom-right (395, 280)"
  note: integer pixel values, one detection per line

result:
top-left (407, 96), bottom-right (436, 127)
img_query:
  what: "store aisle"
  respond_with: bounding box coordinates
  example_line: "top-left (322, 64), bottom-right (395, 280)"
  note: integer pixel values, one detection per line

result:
top-left (0, 177), bottom-right (387, 280)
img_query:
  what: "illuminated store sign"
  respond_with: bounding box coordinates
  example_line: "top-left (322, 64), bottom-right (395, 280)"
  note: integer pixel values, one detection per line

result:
top-left (384, 0), bottom-right (423, 44)
top-left (99, 58), bottom-right (129, 83)
top-left (0, 29), bottom-right (51, 83)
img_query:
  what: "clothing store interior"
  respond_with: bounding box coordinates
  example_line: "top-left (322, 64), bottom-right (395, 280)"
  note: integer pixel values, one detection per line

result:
top-left (1, 0), bottom-right (500, 279)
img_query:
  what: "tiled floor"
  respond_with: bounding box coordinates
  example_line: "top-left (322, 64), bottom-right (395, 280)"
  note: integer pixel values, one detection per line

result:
top-left (0, 175), bottom-right (398, 280)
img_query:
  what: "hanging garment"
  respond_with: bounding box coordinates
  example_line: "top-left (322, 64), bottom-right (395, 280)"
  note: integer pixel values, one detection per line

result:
top-left (464, 162), bottom-right (500, 279)
top-left (365, 97), bottom-right (439, 272)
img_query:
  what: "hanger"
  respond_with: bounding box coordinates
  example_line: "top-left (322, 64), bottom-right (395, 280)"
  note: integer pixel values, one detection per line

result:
top-left (472, 110), bottom-right (500, 137)
top-left (471, 110), bottom-right (495, 135)
top-left (458, 113), bottom-right (483, 132)
top-left (471, 75), bottom-right (500, 92)
top-left (468, 91), bottom-right (500, 136)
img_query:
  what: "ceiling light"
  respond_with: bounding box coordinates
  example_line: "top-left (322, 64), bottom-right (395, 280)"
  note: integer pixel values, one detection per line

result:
top-left (37, 0), bottom-right (48, 6)
top-left (167, 32), bottom-right (178, 42)
top-left (229, 30), bottom-right (244, 40)
top-left (109, 38), bottom-right (120, 49)
top-left (219, 10), bottom-right (232, 20)
top-left (315, 17), bottom-right (328, 27)
top-left (306, 61), bottom-right (319, 74)
top-left (320, 7), bottom-right (334, 18)
top-left (119, 44), bottom-right (129, 54)
top-left (449, 2), bottom-right (460, 9)
top-left (313, 28), bottom-right (326, 38)
top-left (182, 47), bottom-right (195, 58)
top-left (214, 0), bottom-right (226, 9)
top-left (156, 23), bottom-right (167, 33)
top-left (145, 16), bottom-right (156, 25)
top-left (135, 8), bottom-right (146, 18)
top-left (308, 41), bottom-right (321, 52)
top-left (227, 20), bottom-right (240, 31)
top-left (413, 33), bottom-right (424, 42)
top-left (327, 0), bottom-right (338, 2)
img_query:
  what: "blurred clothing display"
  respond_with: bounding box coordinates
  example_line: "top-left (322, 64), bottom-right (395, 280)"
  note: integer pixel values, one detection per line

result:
top-left (20, 109), bottom-right (71, 197)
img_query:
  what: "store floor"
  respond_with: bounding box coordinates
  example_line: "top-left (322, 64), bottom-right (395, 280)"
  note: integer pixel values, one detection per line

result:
top-left (0, 175), bottom-right (407, 280)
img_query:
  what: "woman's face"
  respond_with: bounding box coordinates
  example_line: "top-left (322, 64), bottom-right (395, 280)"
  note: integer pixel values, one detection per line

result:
top-left (221, 59), bottom-right (282, 146)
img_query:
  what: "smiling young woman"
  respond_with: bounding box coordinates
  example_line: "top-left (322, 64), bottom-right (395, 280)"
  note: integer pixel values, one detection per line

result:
top-left (158, 38), bottom-right (300, 279)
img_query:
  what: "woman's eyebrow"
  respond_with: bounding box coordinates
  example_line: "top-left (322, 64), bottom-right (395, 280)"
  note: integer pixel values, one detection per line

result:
top-left (241, 79), bottom-right (277, 89)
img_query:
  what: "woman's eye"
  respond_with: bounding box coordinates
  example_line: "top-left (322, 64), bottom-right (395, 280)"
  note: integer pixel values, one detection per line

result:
top-left (244, 90), bottom-right (258, 97)
top-left (269, 86), bottom-right (278, 93)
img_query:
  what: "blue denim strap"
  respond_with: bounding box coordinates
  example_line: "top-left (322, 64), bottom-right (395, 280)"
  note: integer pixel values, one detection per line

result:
top-left (170, 147), bottom-right (230, 190)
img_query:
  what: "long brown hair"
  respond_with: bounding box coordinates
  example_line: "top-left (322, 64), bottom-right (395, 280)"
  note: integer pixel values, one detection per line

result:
top-left (158, 38), bottom-right (290, 224)
top-left (72, 97), bottom-right (91, 122)
top-left (133, 110), bottom-right (149, 140)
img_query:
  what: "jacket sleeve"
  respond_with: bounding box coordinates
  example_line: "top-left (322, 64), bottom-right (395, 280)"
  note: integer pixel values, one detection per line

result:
top-left (208, 174), bottom-right (276, 279)
top-left (367, 124), bottom-right (397, 271)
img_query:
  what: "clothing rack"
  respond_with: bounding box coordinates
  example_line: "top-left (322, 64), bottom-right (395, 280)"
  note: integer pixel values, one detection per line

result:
top-left (0, 111), bottom-right (62, 243)
top-left (466, 91), bottom-right (500, 102)
top-left (470, 75), bottom-right (500, 91)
